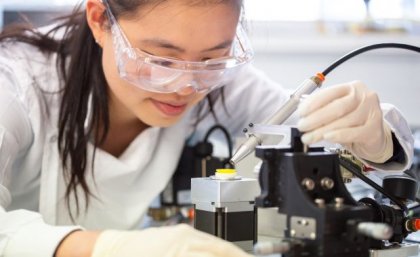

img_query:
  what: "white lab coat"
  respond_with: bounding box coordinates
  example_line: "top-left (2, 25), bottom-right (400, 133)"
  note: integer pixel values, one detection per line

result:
top-left (0, 40), bottom-right (414, 256)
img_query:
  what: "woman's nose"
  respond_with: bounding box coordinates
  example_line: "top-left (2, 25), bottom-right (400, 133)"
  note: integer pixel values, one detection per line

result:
top-left (176, 84), bottom-right (198, 96)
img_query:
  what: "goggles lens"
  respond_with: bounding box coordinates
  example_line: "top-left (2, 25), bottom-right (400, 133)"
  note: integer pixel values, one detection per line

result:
top-left (103, 0), bottom-right (253, 93)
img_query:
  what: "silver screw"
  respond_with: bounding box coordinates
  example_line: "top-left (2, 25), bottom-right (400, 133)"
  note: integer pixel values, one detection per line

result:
top-left (302, 178), bottom-right (315, 191)
top-left (310, 232), bottom-right (316, 239)
top-left (321, 177), bottom-right (334, 190)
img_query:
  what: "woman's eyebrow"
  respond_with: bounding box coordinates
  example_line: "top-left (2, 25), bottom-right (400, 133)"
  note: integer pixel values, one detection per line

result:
top-left (139, 38), bottom-right (233, 52)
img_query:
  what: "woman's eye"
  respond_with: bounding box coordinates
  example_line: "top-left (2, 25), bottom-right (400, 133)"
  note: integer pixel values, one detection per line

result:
top-left (156, 60), bottom-right (173, 67)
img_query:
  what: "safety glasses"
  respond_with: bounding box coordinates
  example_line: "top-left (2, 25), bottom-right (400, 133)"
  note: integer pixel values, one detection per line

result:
top-left (102, 0), bottom-right (254, 94)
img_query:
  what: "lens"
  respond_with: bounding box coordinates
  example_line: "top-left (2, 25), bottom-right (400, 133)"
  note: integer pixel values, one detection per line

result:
top-left (113, 31), bottom-right (248, 93)
top-left (191, 72), bottom-right (221, 92)
top-left (118, 52), bottom-right (182, 92)
top-left (162, 72), bottom-right (200, 93)
top-left (146, 64), bottom-right (182, 85)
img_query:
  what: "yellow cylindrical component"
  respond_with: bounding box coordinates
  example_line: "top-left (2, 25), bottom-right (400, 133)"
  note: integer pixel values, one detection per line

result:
top-left (215, 169), bottom-right (237, 179)
top-left (216, 169), bottom-right (236, 174)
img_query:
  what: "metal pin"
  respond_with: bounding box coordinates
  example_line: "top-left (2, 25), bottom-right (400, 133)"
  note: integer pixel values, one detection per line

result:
top-left (303, 144), bottom-right (308, 153)
top-left (357, 222), bottom-right (393, 240)
top-left (335, 197), bottom-right (344, 209)
top-left (315, 198), bottom-right (325, 208)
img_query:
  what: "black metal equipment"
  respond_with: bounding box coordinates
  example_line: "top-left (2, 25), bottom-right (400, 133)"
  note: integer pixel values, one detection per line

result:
top-left (191, 176), bottom-right (259, 252)
top-left (254, 128), bottom-right (420, 257)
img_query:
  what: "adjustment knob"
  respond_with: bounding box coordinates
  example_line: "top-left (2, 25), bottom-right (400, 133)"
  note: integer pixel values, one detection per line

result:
top-left (382, 175), bottom-right (418, 201)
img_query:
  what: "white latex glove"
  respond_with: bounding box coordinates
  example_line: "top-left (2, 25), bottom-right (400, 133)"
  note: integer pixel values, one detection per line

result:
top-left (297, 81), bottom-right (393, 163)
top-left (91, 224), bottom-right (253, 257)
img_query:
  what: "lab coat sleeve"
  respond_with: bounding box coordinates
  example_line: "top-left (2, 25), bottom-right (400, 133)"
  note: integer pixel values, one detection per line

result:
top-left (0, 60), bottom-right (81, 257)
top-left (357, 103), bottom-right (414, 173)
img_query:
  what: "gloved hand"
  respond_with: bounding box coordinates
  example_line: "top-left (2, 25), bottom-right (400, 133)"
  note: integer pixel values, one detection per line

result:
top-left (91, 224), bottom-right (253, 257)
top-left (297, 81), bottom-right (393, 163)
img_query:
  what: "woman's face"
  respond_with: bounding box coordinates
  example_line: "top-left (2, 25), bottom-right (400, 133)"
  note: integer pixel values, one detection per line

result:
top-left (97, 1), bottom-right (240, 127)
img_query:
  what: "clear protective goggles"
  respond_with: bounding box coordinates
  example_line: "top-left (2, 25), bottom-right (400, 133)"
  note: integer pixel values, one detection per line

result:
top-left (102, 0), bottom-right (254, 94)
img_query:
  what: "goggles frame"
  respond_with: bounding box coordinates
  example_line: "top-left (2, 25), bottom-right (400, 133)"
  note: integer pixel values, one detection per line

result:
top-left (101, 0), bottom-right (254, 93)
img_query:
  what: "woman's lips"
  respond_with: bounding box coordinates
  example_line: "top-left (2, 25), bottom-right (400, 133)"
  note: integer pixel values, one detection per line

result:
top-left (151, 99), bottom-right (188, 116)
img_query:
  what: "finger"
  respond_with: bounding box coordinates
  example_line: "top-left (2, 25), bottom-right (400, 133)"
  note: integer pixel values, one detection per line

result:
top-left (298, 83), bottom-right (352, 117)
top-left (297, 87), bottom-right (360, 132)
top-left (323, 125), bottom-right (367, 144)
top-left (301, 110), bottom-right (366, 144)
top-left (323, 113), bottom-right (382, 144)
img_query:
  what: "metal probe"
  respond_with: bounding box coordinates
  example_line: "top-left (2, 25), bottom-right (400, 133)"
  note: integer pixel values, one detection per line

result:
top-left (230, 74), bottom-right (324, 166)
top-left (357, 222), bottom-right (393, 240)
top-left (254, 241), bottom-right (291, 255)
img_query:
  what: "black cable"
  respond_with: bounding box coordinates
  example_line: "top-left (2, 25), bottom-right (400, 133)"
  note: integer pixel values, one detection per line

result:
top-left (204, 124), bottom-right (233, 159)
top-left (322, 43), bottom-right (420, 76)
top-left (338, 156), bottom-right (408, 212)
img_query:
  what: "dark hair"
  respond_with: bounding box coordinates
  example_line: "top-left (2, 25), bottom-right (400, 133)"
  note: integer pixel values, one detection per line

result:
top-left (0, 0), bottom-right (240, 221)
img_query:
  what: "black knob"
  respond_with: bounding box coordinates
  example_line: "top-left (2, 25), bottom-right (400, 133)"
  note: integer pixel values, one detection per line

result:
top-left (383, 175), bottom-right (418, 201)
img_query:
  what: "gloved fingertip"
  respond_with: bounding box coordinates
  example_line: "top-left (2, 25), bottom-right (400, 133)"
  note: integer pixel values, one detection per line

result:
top-left (301, 133), bottom-right (313, 144)
top-left (297, 119), bottom-right (308, 131)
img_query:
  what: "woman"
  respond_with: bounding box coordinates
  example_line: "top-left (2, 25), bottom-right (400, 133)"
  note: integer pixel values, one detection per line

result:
top-left (0, 0), bottom-right (413, 256)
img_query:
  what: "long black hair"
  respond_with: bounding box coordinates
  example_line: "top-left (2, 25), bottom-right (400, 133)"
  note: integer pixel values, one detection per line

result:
top-left (0, 0), bottom-right (240, 221)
